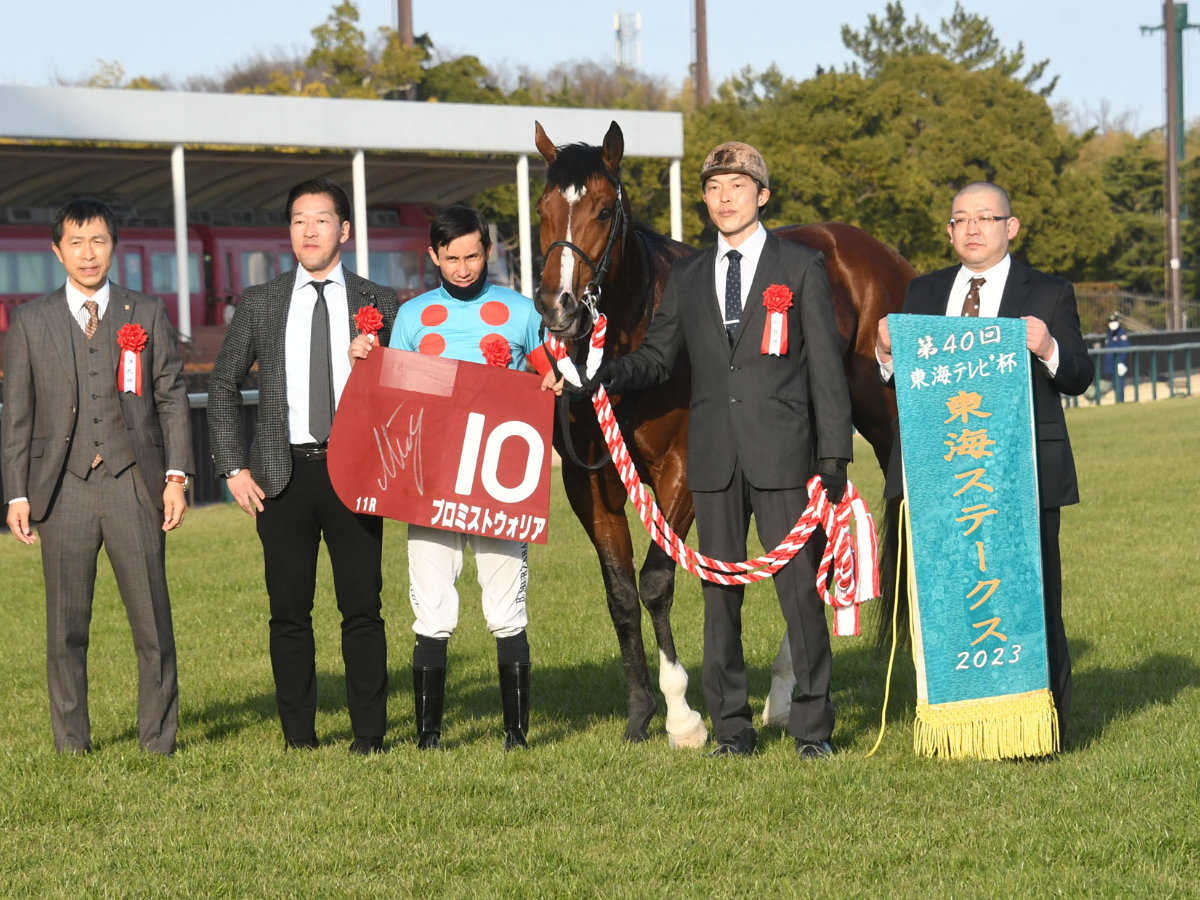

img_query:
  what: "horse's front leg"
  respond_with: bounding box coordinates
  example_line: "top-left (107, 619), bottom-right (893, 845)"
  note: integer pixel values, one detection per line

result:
top-left (638, 447), bottom-right (706, 749)
top-left (761, 635), bottom-right (795, 727)
top-left (561, 463), bottom-right (658, 742)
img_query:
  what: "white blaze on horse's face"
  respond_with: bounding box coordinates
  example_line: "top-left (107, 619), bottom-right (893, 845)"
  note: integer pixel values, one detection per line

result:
top-left (557, 184), bottom-right (587, 312)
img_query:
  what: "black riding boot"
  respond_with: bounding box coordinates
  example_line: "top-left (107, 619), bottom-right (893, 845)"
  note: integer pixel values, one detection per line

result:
top-left (498, 663), bottom-right (530, 750)
top-left (412, 667), bottom-right (445, 750)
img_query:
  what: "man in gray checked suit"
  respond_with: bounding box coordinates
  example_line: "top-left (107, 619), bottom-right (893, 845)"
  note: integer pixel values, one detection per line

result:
top-left (2, 198), bottom-right (193, 755)
top-left (207, 178), bottom-right (399, 754)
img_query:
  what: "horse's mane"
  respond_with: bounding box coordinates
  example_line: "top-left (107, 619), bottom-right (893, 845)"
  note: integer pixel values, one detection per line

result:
top-left (545, 143), bottom-right (612, 191)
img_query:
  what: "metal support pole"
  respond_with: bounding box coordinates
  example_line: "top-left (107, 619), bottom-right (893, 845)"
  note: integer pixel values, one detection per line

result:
top-left (694, 0), bottom-right (709, 107)
top-left (353, 149), bottom-right (369, 280)
top-left (170, 143), bottom-right (191, 340)
top-left (1165, 0), bottom-right (1184, 330)
top-left (669, 158), bottom-right (683, 242)
top-left (517, 154), bottom-right (533, 299)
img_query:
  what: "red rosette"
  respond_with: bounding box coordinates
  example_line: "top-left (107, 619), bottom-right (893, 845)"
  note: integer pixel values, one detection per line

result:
top-left (481, 335), bottom-right (513, 368)
top-left (761, 284), bottom-right (793, 355)
top-left (355, 305), bottom-right (384, 338)
top-left (116, 323), bottom-right (148, 353)
top-left (762, 283), bottom-right (794, 314)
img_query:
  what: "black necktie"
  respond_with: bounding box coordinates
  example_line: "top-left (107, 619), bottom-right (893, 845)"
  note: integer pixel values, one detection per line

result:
top-left (308, 280), bottom-right (334, 444)
top-left (724, 248), bottom-right (743, 345)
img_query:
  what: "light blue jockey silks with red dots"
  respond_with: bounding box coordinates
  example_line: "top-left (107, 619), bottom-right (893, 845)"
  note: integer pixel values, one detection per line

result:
top-left (389, 281), bottom-right (543, 370)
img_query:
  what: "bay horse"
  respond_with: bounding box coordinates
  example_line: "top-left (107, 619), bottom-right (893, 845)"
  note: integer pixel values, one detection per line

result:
top-left (533, 120), bottom-right (916, 746)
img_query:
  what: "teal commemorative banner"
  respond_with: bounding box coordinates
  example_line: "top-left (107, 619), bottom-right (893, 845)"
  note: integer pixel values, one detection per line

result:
top-left (891, 315), bottom-right (1055, 758)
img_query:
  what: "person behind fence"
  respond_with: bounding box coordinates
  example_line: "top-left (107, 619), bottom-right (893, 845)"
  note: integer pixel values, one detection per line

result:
top-left (1, 197), bottom-right (193, 755)
top-left (544, 142), bottom-right (854, 761)
top-left (1102, 313), bottom-right (1129, 401)
top-left (207, 178), bottom-right (399, 755)
top-left (349, 205), bottom-right (542, 750)
top-left (875, 180), bottom-right (1093, 740)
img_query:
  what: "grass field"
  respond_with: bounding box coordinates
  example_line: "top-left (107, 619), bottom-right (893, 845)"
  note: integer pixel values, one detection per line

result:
top-left (1, 398), bottom-right (1198, 898)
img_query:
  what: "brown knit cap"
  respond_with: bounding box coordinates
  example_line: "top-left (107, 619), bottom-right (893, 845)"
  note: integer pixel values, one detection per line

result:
top-left (700, 142), bottom-right (769, 189)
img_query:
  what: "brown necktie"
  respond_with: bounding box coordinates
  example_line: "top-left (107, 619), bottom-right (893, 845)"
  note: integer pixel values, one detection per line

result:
top-left (961, 277), bottom-right (985, 317)
top-left (82, 300), bottom-right (103, 468)
top-left (83, 299), bottom-right (100, 339)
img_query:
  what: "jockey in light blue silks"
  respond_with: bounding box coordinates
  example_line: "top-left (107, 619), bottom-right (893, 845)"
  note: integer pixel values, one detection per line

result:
top-left (351, 206), bottom-right (543, 751)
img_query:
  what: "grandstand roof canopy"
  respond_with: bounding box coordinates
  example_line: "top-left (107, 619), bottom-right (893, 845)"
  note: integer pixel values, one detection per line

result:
top-left (0, 86), bottom-right (686, 334)
top-left (0, 144), bottom-right (522, 214)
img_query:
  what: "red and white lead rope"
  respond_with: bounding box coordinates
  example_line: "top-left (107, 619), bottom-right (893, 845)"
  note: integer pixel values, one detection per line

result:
top-left (547, 315), bottom-right (879, 636)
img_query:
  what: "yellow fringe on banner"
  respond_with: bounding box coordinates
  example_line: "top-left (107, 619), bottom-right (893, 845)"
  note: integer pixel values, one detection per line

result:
top-left (914, 689), bottom-right (1060, 760)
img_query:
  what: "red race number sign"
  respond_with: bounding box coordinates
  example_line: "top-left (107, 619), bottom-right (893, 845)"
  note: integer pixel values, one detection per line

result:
top-left (328, 347), bottom-right (555, 543)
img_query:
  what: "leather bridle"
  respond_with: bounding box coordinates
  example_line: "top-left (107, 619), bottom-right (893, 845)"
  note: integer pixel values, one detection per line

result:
top-left (541, 174), bottom-right (630, 471)
top-left (542, 177), bottom-right (628, 330)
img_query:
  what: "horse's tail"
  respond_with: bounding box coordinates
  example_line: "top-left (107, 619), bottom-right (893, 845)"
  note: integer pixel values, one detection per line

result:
top-left (875, 492), bottom-right (909, 650)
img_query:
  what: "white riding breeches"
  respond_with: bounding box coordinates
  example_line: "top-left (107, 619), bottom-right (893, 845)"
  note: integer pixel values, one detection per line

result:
top-left (407, 524), bottom-right (529, 639)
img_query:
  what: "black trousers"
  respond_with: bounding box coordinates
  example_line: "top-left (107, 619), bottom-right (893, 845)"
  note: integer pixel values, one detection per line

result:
top-left (1041, 508), bottom-right (1071, 734)
top-left (256, 449), bottom-right (387, 742)
top-left (692, 464), bottom-right (834, 743)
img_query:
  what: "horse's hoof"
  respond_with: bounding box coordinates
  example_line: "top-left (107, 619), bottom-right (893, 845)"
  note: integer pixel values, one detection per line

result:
top-left (667, 713), bottom-right (707, 750)
top-left (761, 676), bottom-right (796, 727)
top-left (623, 725), bottom-right (651, 743)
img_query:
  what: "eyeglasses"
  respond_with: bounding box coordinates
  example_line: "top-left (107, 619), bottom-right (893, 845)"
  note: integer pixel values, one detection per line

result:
top-left (948, 215), bottom-right (1009, 230)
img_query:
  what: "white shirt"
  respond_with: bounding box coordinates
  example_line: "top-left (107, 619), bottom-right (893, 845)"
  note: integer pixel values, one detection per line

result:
top-left (285, 263), bottom-right (353, 444)
top-left (878, 254), bottom-right (1059, 379)
top-left (715, 223), bottom-right (768, 325)
top-left (65, 278), bottom-right (111, 333)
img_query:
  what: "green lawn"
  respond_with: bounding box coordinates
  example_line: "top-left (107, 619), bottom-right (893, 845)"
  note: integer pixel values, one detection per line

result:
top-left (1, 398), bottom-right (1198, 898)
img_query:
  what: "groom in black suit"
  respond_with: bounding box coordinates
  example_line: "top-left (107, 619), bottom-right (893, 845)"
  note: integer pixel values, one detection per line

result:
top-left (580, 142), bottom-right (853, 760)
top-left (876, 181), bottom-right (1093, 737)
top-left (207, 178), bottom-right (399, 754)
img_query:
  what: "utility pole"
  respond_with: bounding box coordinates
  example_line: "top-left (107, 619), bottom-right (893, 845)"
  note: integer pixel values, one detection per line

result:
top-left (694, 0), bottom-right (709, 107)
top-left (1142, 2), bottom-right (1199, 329)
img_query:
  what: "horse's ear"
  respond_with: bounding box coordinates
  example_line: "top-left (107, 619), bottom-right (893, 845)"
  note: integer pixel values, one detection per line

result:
top-left (601, 120), bottom-right (625, 174)
top-left (534, 121), bottom-right (558, 165)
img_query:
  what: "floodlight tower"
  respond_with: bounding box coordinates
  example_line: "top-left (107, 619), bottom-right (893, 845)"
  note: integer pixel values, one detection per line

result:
top-left (615, 13), bottom-right (642, 70)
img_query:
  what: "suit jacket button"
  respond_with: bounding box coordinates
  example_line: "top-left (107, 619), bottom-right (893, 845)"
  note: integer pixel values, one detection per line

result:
top-left (70, 406), bottom-right (76, 413)
top-left (729, 365), bottom-right (736, 372)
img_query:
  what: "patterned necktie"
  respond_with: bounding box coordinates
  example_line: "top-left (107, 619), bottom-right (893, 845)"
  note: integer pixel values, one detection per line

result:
top-left (83, 300), bottom-right (99, 339)
top-left (724, 248), bottom-right (743, 345)
top-left (961, 276), bottom-right (986, 317)
top-left (308, 280), bottom-right (335, 444)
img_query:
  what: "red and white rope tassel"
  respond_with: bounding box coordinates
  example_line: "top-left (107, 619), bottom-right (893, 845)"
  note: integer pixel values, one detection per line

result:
top-left (547, 316), bottom-right (880, 636)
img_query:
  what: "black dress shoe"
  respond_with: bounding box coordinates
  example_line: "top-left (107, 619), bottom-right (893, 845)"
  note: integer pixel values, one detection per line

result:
top-left (795, 738), bottom-right (833, 760)
top-left (707, 726), bottom-right (757, 758)
top-left (284, 736), bottom-right (319, 751)
top-left (349, 736), bottom-right (385, 756)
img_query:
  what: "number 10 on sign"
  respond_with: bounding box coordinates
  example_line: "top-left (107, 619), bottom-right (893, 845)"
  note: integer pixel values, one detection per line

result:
top-left (455, 413), bottom-right (545, 504)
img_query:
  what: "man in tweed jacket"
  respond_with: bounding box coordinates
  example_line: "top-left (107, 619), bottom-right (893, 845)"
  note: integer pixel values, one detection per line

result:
top-left (207, 178), bottom-right (399, 754)
top-left (2, 198), bottom-right (193, 755)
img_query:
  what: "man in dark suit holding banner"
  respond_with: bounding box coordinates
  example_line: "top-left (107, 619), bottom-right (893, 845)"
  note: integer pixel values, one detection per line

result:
top-left (207, 178), bottom-right (399, 754)
top-left (876, 181), bottom-right (1093, 739)
top-left (560, 143), bottom-right (854, 760)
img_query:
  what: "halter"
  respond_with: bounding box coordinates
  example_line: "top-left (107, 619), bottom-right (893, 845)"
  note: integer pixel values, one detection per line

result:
top-left (543, 178), bottom-right (628, 329)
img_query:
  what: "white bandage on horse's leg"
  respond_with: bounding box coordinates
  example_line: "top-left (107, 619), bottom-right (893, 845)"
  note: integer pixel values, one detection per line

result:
top-left (761, 633), bottom-right (796, 727)
top-left (659, 650), bottom-right (707, 749)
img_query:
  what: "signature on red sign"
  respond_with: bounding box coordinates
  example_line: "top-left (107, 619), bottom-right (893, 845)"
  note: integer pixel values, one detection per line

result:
top-left (373, 401), bottom-right (425, 494)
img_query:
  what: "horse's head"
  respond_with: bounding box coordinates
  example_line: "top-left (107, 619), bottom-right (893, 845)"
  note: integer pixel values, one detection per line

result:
top-left (534, 120), bottom-right (631, 342)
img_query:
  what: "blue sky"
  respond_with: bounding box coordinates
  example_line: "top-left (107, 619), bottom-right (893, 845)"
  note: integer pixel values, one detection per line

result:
top-left (0, 1), bottom-right (1191, 134)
